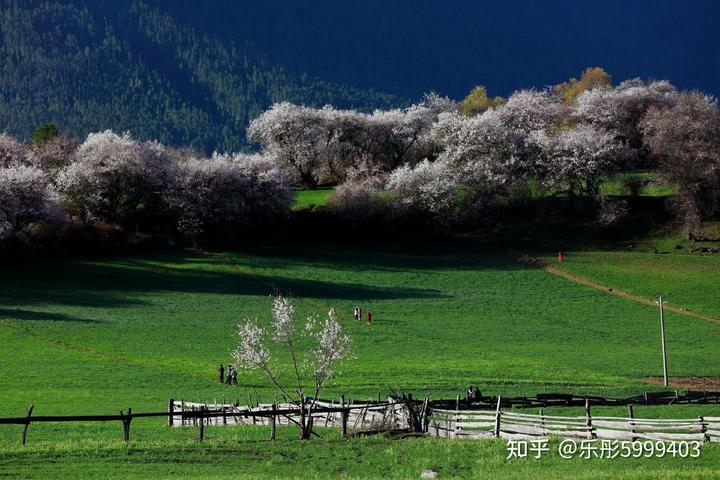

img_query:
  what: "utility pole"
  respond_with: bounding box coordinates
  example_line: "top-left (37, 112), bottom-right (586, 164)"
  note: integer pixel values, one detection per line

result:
top-left (656, 296), bottom-right (669, 387)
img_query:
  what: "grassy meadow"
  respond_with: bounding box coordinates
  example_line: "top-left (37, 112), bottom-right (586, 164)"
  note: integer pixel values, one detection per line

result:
top-left (2, 240), bottom-right (720, 477)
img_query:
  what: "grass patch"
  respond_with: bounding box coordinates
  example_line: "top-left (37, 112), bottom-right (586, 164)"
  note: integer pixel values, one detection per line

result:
top-left (293, 188), bottom-right (334, 209)
top-left (550, 250), bottom-right (720, 320)
top-left (601, 171), bottom-right (677, 197)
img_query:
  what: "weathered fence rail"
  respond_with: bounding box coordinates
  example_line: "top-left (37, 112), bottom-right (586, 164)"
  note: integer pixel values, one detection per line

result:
top-left (427, 399), bottom-right (720, 443)
top-left (169, 398), bottom-right (409, 437)
top-left (431, 390), bottom-right (720, 410)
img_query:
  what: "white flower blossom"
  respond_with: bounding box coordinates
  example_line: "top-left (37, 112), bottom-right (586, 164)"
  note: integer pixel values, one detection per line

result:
top-left (232, 320), bottom-right (270, 370)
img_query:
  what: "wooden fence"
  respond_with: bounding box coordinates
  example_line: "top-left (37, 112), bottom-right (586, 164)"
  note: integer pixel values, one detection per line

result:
top-left (4, 389), bottom-right (720, 445)
top-left (168, 398), bottom-right (409, 436)
top-left (0, 398), bottom-right (410, 445)
top-left (430, 390), bottom-right (720, 410)
top-left (427, 399), bottom-right (720, 442)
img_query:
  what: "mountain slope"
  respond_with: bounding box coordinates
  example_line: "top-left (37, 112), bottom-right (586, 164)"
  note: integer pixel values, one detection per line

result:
top-left (0, 1), bottom-right (402, 152)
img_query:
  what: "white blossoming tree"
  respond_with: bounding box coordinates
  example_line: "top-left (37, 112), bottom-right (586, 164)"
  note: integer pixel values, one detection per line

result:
top-left (0, 163), bottom-right (62, 241)
top-left (56, 130), bottom-right (171, 229)
top-left (232, 296), bottom-right (353, 439)
top-left (166, 152), bottom-right (293, 240)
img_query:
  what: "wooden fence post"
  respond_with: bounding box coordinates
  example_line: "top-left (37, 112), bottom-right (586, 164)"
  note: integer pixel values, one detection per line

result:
top-left (422, 396), bottom-right (429, 433)
top-left (222, 395), bottom-right (227, 426)
top-left (198, 406), bottom-right (205, 442)
top-left (627, 404), bottom-right (635, 441)
top-left (699, 415), bottom-right (707, 442)
top-left (168, 399), bottom-right (174, 427)
top-left (341, 395), bottom-right (348, 437)
top-left (585, 399), bottom-right (594, 439)
top-left (494, 396), bottom-right (502, 438)
top-left (539, 408), bottom-right (546, 436)
top-left (121, 408), bottom-right (132, 443)
top-left (270, 403), bottom-right (277, 440)
top-left (248, 397), bottom-right (256, 425)
top-left (181, 399), bottom-right (185, 426)
top-left (21, 405), bottom-right (33, 446)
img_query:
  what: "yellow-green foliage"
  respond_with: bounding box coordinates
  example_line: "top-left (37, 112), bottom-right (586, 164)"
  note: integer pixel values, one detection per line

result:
top-left (556, 67), bottom-right (612, 104)
top-left (459, 85), bottom-right (505, 116)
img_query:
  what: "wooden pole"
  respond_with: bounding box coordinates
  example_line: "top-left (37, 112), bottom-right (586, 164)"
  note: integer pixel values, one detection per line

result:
top-left (627, 404), bottom-right (635, 441)
top-left (494, 396), bottom-right (501, 438)
top-left (168, 399), bottom-right (174, 427)
top-left (539, 408), bottom-right (546, 436)
top-left (341, 395), bottom-right (348, 437)
top-left (248, 396), bottom-right (256, 425)
top-left (657, 296), bottom-right (669, 387)
top-left (21, 405), bottom-right (33, 446)
top-left (422, 396), bottom-right (429, 433)
top-left (585, 399), bottom-right (594, 439)
top-left (222, 395), bottom-right (227, 425)
top-left (271, 403), bottom-right (277, 440)
top-left (198, 406), bottom-right (205, 442)
top-left (181, 399), bottom-right (185, 426)
top-left (699, 415), bottom-right (707, 442)
top-left (122, 408), bottom-right (132, 443)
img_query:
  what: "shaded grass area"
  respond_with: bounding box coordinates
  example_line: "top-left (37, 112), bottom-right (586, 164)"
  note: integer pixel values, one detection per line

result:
top-left (601, 171), bottom-right (677, 197)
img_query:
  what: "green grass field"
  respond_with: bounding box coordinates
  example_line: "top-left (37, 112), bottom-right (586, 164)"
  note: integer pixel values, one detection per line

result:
top-left (293, 188), bottom-right (334, 209)
top-left (551, 250), bottom-right (720, 319)
top-left (2, 242), bottom-right (720, 478)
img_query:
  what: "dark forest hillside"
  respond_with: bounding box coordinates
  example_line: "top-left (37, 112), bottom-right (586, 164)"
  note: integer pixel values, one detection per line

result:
top-left (0, 1), bottom-right (401, 152)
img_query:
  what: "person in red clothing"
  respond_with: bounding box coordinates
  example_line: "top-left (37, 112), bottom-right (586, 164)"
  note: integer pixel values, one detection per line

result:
top-left (366, 310), bottom-right (372, 324)
top-left (358, 307), bottom-right (362, 323)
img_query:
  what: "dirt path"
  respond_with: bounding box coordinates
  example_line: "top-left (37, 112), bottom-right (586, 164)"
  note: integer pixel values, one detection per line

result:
top-left (641, 376), bottom-right (720, 391)
top-left (541, 261), bottom-right (720, 325)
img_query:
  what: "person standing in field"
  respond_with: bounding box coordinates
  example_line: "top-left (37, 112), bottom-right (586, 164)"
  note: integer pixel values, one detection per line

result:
top-left (353, 307), bottom-right (359, 321)
top-left (225, 365), bottom-right (234, 385)
top-left (219, 364), bottom-right (225, 384)
top-left (358, 307), bottom-right (362, 323)
top-left (366, 310), bottom-right (372, 324)
top-left (231, 367), bottom-right (238, 385)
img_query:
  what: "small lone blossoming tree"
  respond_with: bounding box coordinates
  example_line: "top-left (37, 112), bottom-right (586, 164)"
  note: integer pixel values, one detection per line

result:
top-left (232, 296), bottom-right (353, 439)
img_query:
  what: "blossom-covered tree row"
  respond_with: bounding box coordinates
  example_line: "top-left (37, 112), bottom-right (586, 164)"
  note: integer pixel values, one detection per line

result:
top-left (249, 77), bottom-right (720, 230)
top-left (0, 130), bottom-right (293, 246)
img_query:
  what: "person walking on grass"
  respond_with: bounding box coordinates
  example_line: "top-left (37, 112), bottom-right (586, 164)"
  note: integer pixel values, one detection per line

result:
top-left (353, 307), bottom-right (359, 321)
top-left (231, 367), bottom-right (238, 385)
top-left (225, 365), bottom-right (234, 385)
top-left (358, 307), bottom-right (362, 323)
top-left (219, 364), bottom-right (225, 384)
top-left (366, 310), bottom-right (372, 324)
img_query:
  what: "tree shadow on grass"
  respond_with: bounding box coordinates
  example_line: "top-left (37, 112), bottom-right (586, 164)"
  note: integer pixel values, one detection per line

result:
top-left (0, 308), bottom-right (104, 324)
top-left (0, 253), bottom-right (449, 310)
top-left (217, 242), bottom-right (533, 274)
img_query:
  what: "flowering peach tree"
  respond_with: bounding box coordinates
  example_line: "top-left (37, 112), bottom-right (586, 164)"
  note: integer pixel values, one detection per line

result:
top-left (233, 296), bottom-right (353, 439)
